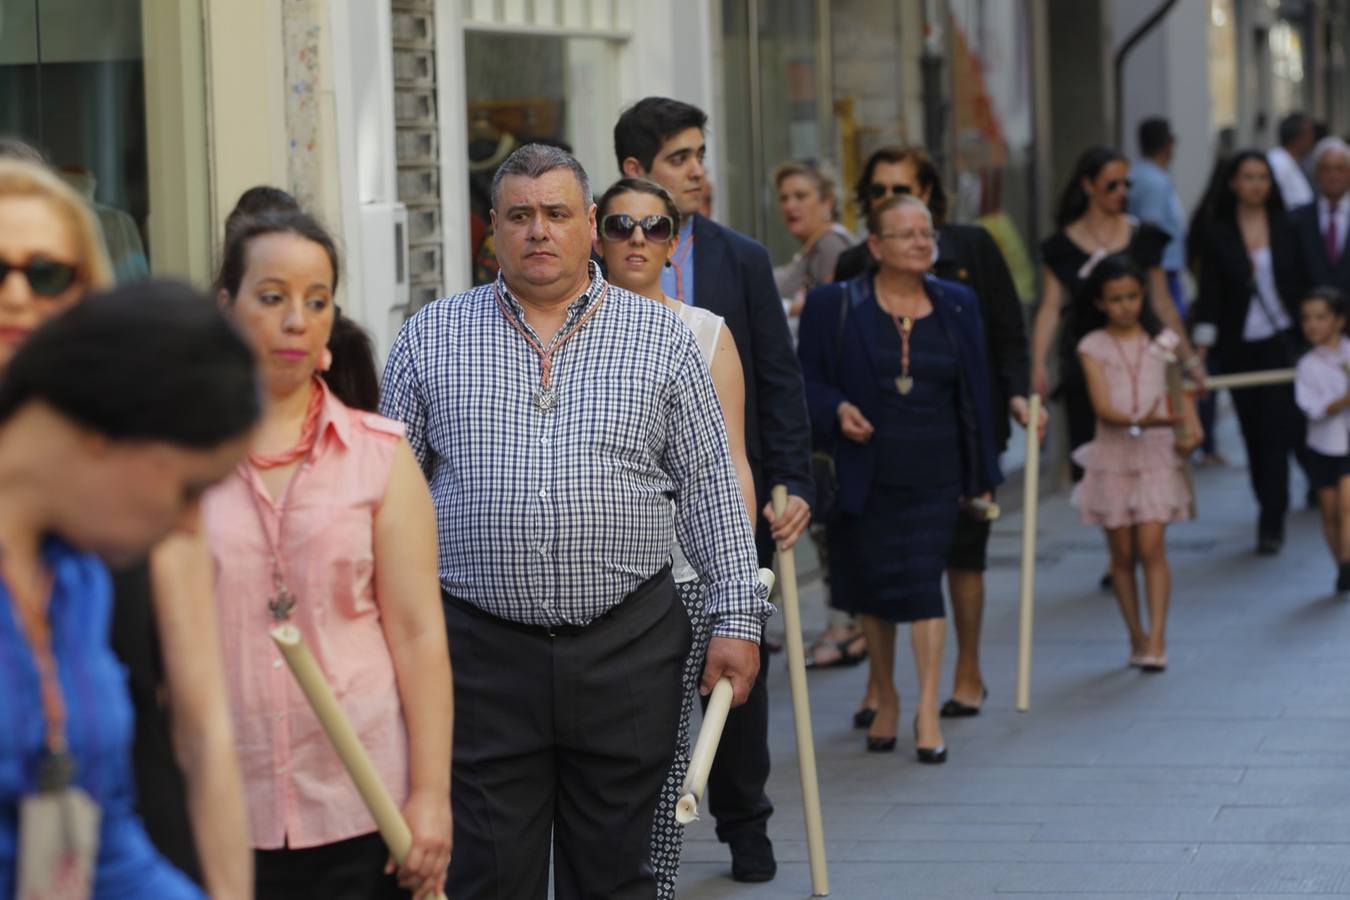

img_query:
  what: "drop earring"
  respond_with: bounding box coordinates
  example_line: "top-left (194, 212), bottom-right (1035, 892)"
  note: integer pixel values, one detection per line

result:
top-left (665, 259), bottom-right (673, 268)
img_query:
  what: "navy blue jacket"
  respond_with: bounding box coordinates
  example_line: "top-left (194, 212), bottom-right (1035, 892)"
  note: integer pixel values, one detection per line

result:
top-left (690, 213), bottom-right (815, 507)
top-left (798, 273), bottom-right (1002, 515)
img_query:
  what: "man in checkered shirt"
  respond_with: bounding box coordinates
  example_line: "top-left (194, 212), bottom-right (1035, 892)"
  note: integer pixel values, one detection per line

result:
top-left (380, 143), bottom-right (771, 899)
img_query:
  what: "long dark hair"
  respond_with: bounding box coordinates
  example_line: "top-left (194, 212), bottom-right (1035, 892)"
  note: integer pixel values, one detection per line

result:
top-left (0, 280), bottom-right (260, 445)
top-left (215, 210), bottom-right (380, 411)
top-left (1079, 254), bottom-right (1163, 337)
top-left (854, 145), bottom-right (949, 225)
top-left (1055, 146), bottom-right (1126, 229)
top-left (1211, 149), bottom-right (1285, 222)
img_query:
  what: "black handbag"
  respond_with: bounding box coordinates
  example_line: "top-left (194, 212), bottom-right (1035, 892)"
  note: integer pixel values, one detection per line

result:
top-left (810, 286), bottom-right (851, 523)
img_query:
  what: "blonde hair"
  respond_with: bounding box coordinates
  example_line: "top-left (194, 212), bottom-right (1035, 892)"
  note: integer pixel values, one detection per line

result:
top-left (773, 160), bottom-right (839, 219)
top-left (0, 159), bottom-right (114, 290)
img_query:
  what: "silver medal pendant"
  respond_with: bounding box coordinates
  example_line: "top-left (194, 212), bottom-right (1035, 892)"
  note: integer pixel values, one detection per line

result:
top-left (1127, 424), bottom-right (1142, 439)
top-left (268, 588), bottom-right (296, 622)
top-left (896, 375), bottom-right (914, 395)
top-left (533, 384), bottom-right (558, 414)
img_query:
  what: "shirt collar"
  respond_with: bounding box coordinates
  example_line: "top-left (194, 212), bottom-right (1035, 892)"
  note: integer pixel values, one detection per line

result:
top-left (313, 376), bottom-right (352, 450)
top-left (495, 259), bottom-right (606, 321)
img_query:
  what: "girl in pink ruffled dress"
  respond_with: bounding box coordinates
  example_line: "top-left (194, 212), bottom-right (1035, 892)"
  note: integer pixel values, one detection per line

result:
top-left (1073, 255), bottom-right (1203, 672)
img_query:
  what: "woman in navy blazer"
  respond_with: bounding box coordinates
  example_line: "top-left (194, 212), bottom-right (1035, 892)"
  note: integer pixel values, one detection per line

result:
top-left (798, 195), bottom-right (1001, 763)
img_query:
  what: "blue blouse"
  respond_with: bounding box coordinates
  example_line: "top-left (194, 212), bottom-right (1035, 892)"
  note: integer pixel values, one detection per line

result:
top-left (0, 538), bottom-right (201, 899)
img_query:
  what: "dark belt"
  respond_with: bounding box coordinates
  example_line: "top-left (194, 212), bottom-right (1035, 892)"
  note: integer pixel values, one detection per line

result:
top-left (442, 564), bottom-right (672, 638)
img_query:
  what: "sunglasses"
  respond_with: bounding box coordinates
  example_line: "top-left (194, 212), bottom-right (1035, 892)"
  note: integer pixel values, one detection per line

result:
top-left (867, 183), bottom-right (913, 200)
top-left (1104, 178), bottom-right (1134, 192)
top-left (600, 213), bottom-right (675, 243)
top-left (0, 256), bottom-right (79, 297)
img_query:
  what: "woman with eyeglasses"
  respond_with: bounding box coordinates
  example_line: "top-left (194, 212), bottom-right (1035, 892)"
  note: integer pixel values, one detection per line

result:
top-left (593, 176), bottom-right (755, 899)
top-left (1031, 147), bottom-right (1201, 483)
top-left (798, 194), bottom-right (1001, 763)
top-left (833, 145), bottom-right (1036, 722)
top-left (0, 158), bottom-right (253, 897)
top-left (0, 280), bottom-right (261, 899)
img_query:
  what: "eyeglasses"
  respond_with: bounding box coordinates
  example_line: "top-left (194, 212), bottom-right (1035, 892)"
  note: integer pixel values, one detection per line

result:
top-left (600, 213), bottom-right (675, 243)
top-left (1104, 178), bottom-right (1134, 193)
top-left (878, 228), bottom-right (937, 243)
top-left (0, 256), bottom-right (79, 297)
top-left (867, 183), bottom-right (914, 200)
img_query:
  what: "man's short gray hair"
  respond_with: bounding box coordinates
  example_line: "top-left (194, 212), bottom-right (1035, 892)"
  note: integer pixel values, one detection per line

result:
top-left (490, 143), bottom-right (593, 210)
top-left (1313, 136), bottom-right (1350, 170)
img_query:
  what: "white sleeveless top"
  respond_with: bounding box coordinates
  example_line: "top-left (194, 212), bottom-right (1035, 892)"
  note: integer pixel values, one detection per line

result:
top-left (671, 303), bottom-right (726, 583)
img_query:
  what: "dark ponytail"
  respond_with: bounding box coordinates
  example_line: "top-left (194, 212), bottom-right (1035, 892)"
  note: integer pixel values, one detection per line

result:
top-left (1055, 146), bottom-right (1126, 229)
top-left (215, 208), bottom-right (379, 411)
top-left (0, 280), bottom-right (260, 446)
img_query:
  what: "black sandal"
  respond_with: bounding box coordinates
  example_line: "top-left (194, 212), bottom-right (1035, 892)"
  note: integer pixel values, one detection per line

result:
top-left (803, 634), bottom-right (867, 669)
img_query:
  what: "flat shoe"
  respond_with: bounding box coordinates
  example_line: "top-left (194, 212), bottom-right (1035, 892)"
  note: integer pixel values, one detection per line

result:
top-left (1128, 653), bottom-right (1147, 668)
top-left (939, 686), bottom-right (988, 718)
top-left (1139, 654), bottom-right (1167, 673)
top-left (802, 636), bottom-right (867, 669)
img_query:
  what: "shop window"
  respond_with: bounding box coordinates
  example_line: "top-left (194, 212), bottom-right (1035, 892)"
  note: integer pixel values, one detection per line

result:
top-left (0, 0), bottom-right (150, 282)
top-left (463, 30), bottom-right (618, 285)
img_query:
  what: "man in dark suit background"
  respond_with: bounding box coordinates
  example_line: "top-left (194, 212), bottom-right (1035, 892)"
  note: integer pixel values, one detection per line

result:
top-left (1289, 136), bottom-right (1350, 299)
top-left (614, 96), bottom-right (814, 885)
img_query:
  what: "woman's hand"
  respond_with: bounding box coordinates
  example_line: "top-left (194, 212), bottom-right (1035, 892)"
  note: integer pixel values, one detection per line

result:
top-left (1174, 427), bottom-right (1203, 456)
top-left (1032, 362), bottom-right (1051, 400)
top-left (837, 401), bottom-right (875, 444)
top-left (388, 789), bottom-right (452, 899)
top-left (1138, 409), bottom-right (1182, 429)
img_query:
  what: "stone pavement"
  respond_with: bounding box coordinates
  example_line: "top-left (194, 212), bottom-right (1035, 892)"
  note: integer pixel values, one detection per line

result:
top-left (678, 417), bottom-right (1350, 898)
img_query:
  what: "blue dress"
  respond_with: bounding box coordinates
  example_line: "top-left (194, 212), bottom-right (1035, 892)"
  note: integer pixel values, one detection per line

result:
top-left (828, 308), bottom-right (962, 623)
top-left (0, 539), bottom-right (202, 899)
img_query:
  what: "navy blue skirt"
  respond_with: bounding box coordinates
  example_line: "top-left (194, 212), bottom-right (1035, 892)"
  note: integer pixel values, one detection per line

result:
top-left (827, 483), bottom-right (959, 623)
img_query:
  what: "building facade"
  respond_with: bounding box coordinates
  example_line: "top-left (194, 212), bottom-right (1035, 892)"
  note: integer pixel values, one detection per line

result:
top-left (4, 0), bottom-right (1349, 360)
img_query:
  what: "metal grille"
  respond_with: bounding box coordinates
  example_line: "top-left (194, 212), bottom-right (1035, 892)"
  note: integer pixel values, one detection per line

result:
top-left (393, 0), bottom-right (444, 305)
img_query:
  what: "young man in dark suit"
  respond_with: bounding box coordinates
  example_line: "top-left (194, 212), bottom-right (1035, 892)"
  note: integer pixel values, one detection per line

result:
top-left (614, 96), bottom-right (815, 884)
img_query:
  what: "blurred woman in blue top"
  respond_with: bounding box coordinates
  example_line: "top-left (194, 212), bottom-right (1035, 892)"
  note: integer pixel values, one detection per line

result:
top-left (0, 281), bottom-right (259, 898)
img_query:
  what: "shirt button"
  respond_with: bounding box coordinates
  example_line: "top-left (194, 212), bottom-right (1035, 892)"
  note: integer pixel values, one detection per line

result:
top-left (540, 598), bottom-right (552, 608)
top-left (275, 712), bottom-right (284, 721)
top-left (538, 487), bottom-right (548, 499)
top-left (537, 545), bottom-right (548, 556)
top-left (272, 659), bottom-right (283, 669)
top-left (540, 437), bottom-right (549, 446)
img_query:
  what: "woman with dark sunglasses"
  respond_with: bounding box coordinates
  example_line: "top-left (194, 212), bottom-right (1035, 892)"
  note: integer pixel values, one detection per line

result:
top-left (0, 158), bottom-right (253, 897)
top-left (594, 176), bottom-right (756, 900)
top-left (1031, 147), bottom-right (1201, 482)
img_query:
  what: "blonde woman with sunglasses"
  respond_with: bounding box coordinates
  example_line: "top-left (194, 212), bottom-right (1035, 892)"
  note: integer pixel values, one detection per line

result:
top-left (594, 176), bottom-right (756, 899)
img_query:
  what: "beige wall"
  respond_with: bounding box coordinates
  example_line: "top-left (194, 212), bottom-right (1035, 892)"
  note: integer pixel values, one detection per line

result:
top-left (203, 0), bottom-right (291, 249)
top-left (141, 0), bottom-right (212, 282)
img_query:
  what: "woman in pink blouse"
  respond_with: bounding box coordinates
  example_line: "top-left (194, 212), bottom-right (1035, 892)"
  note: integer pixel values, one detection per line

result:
top-left (204, 210), bottom-right (453, 899)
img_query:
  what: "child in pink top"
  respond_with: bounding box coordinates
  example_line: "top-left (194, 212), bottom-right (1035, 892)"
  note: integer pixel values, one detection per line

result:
top-left (1293, 287), bottom-right (1350, 592)
top-left (1072, 255), bottom-right (1202, 672)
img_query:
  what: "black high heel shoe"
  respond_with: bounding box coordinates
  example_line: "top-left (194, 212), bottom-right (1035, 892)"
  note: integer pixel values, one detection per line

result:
top-left (913, 716), bottom-right (947, 764)
top-left (853, 706), bottom-right (878, 729)
top-left (865, 734), bottom-right (896, 753)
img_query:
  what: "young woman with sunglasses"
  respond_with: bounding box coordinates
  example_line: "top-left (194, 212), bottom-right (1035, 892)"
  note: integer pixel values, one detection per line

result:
top-left (0, 158), bottom-right (254, 897)
top-left (594, 176), bottom-right (755, 900)
top-left (1032, 148), bottom-right (1202, 479)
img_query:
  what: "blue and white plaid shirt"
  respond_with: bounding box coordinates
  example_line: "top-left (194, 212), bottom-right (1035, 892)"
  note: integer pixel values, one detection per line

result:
top-left (379, 265), bottom-right (772, 643)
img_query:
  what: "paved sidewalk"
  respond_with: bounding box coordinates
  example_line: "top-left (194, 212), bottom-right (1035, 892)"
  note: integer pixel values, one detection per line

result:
top-left (678, 424), bottom-right (1350, 898)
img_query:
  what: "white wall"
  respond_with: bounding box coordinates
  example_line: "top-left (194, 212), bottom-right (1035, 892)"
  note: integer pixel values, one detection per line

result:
top-left (1111, 0), bottom-right (1213, 217)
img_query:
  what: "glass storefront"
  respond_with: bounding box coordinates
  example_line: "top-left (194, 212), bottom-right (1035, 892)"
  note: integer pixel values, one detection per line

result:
top-left (717, 0), bottom-right (1040, 295)
top-left (462, 29), bottom-right (620, 285)
top-left (0, 0), bottom-right (150, 281)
